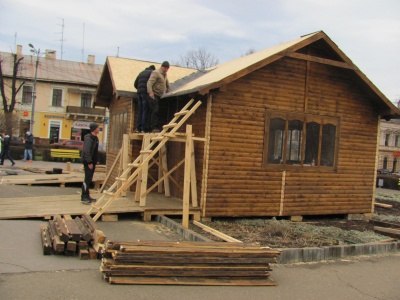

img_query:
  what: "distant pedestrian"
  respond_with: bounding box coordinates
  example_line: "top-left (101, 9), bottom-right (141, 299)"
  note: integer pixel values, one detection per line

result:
top-left (24, 131), bottom-right (34, 162)
top-left (134, 65), bottom-right (156, 133)
top-left (0, 132), bottom-right (3, 157)
top-left (147, 61), bottom-right (171, 133)
top-left (81, 123), bottom-right (100, 205)
top-left (0, 134), bottom-right (16, 166)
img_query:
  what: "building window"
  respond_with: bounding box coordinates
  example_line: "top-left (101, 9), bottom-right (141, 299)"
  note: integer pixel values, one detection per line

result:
top-left (52, 88), bottom-right (63, 107)
top-left (383, 157), bottom-right (388, 169)
top-left (263, 111), bottom-right (338, 169)
top-left (395, 135), bottom-right (400, 147)
top-left (385, 133), bottom-right (390, 146)
top-left (81, 93), bottom-right (92, 108)
top-left (22, 85), bottom-right (33, 104)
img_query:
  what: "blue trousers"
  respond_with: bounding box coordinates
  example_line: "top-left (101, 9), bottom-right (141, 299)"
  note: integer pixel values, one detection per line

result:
top-left (24, 149), bottom-right (33, 161)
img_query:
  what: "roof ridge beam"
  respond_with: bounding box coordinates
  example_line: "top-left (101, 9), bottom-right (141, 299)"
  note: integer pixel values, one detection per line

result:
top-left (285, 52), bottom-right (357, 70)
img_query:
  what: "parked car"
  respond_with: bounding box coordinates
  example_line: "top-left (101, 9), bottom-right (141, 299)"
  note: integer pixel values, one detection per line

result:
top-left (377, 168), bottom-right (392, 174)
top-left (51, 140), bottom-right (84, 150)
top-left (10, 136), bottom-right (25, 144)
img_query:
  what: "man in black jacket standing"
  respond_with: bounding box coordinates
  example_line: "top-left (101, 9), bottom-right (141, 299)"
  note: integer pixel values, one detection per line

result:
top-left (134, 65), bottom-right (155, 133)
top-left (81, 123), bottom-right (100, 204)
top-left (0, 134), bottom-right (15, 166)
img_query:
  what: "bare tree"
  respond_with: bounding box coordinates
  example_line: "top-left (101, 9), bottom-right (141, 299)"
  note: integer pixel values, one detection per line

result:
top-left (176, 47), bottom-right (219, 70)
top-left (0, 53), bottom-right (25, 135)
top-left (242, 47), bottom-right (256, 56)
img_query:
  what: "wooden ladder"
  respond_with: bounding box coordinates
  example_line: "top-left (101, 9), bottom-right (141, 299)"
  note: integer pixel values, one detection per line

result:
top-left (87, 99), bottom-right (202, 221)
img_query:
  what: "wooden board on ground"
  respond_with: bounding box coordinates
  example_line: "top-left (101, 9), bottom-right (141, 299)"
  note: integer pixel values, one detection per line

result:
top-left (0, 172), bottom-right (104, 186)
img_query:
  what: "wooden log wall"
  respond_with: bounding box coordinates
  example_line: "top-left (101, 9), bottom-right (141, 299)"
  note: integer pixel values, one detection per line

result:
top-left (105, 97), bottom-right (134, 188)
top-left (204, 57), bottom-right (379, 217)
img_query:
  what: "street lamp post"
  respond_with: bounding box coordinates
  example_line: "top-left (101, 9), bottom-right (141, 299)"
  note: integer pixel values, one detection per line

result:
top-left (29, 43), bottom-right (40, 133)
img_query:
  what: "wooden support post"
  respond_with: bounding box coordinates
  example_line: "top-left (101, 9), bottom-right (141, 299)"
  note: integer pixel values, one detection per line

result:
top-left (182, 125), bottom-right (193, 229)
top-left (279, 171), bottom-right (286, 216)
top-left (190, 139), bottom-right (198, 207)
top-left (160, 144), bottom-right (170, 197)
top-left (121, 134), bottom-right (129, 197)
top-left (140, 135), bottom-right (151, 207)
top-left (135, 137), bottom-right (145, 202)
top-left (66, 162), bottom-right (71, 172)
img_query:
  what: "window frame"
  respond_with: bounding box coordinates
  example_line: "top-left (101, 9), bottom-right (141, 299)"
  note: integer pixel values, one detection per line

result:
top-left (22, 85), bottom-right (33, 105)
top-left (51, 88), bottom-right (63, 107)
top-left (81, 92), bottom-right (92, 108)
top-left (263, 110), bottom-right (339, 171)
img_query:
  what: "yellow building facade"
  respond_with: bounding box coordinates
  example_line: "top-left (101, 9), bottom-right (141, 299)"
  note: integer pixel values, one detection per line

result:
top-left (1, 47), bottom-right (107, 149)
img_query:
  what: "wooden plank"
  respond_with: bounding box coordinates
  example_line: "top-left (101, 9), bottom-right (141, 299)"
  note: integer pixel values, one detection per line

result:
top-left (182, 124), bottom-right (192, 228)
top-left (64, 218), bottom-right (82, 241)
top-left (74, 217), bottom-right (92, 242)
top-left (369, 220), bottom-right (400, 229)
top-left (105, 240), bottom-right (264, 251)
top-left (374, 202), bottom-right (393, 208)
top-left (107, 276), bottom-right (277, 286)
top-left (48, 220), bottom-right (65, 253)
top-left (193, 221), bottom-right (243, 243)
top-left (53, 215), bottom-right (70, 242)
top-left (39, 224), bottom-right (52, 255)
top-left (373, 226), bottom-right (400, 238)
top-left (101, 265), bottom-right (271, 277)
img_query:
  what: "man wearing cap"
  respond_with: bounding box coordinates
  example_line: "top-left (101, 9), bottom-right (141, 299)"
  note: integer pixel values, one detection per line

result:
top-left (23, 131), bottom-right (34, 162)
top-left (134, 65), bottom-right (156, 133)
top-left (147, 61), bottom-right (171, 133)
top-left (81, 123), bottom-right (100, 204)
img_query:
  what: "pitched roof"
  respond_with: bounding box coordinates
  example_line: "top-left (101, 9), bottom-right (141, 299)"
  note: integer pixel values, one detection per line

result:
top-left (96, 57), bottom-right (196, 99)
top-left (0, 52), bottom-right (103, 86)
top-left (163, 31), bottom-right (399, 117)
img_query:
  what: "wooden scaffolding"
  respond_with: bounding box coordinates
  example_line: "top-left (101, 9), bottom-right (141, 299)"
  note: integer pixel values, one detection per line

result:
top-left (87, 99), bottom-right (204, 228)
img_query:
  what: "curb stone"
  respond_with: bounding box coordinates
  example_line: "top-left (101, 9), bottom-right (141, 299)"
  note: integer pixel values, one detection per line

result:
top-left (156, 215), bottom-right (400, 264)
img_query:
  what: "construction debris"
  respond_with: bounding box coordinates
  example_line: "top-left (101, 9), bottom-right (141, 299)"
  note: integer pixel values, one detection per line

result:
top-left (39, 214), bottom-right (106, 259)
top-left (100, 240), bottom-right (281, 286)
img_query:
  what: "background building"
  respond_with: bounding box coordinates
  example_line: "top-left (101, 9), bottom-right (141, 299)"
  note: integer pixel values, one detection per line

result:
top-left (378, 102), bottom-right (400, 172)
top-left (0, 46), bottom-right (106, 150)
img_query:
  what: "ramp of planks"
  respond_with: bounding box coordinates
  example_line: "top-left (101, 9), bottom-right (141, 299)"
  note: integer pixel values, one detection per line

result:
top-left (100, 240), bottom-right (281, 286)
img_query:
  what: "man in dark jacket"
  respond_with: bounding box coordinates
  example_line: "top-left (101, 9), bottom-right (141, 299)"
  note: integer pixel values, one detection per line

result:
top-left (24, 131), bottom-right (34, 162)
top-left (81, 123), bottom-right (100, 204)
top-left (0, 134), bottom-right (16, 166)
top-left (134, 65), bottom-right (155, 133)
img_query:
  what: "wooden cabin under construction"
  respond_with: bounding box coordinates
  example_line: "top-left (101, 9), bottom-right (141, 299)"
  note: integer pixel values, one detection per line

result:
top-left (95, 31), bottom-right (400, 221)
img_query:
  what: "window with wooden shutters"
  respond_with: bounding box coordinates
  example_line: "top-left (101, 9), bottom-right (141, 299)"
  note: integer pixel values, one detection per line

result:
top-left (263, 111), bottom-right (339, 170)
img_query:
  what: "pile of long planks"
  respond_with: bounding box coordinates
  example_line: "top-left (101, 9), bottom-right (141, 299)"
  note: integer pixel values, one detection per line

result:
top-left (40, 214), bottom-right (106, 259)
top-left (100, 240), bottom-right (281, 286)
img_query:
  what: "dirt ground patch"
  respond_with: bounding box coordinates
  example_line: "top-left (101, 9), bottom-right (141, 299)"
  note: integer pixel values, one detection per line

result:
top-left (189, 190), bottom-right (400, 248)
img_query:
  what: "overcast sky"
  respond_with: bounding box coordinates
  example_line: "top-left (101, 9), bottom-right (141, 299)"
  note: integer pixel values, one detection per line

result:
top-left (1, 0), bottom-right (399, 101)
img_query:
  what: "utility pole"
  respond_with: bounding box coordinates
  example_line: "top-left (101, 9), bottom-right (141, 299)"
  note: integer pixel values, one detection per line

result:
top-left (28, 43), bottom-right (40, 133)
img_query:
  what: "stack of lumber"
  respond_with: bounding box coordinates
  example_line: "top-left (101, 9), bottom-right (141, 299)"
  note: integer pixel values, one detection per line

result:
top-left (40, 214), bottom-right (106, 259)
top-left (100, 240), bottom-right (281, 286)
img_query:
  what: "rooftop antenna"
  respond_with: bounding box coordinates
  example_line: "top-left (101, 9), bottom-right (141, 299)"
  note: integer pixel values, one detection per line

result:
top-left (56, 18), bottom-right (66, 60)
top-left (14, 32), bottom-right (17, 53)
top-left (82, 22), bottom-right (85, 62)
